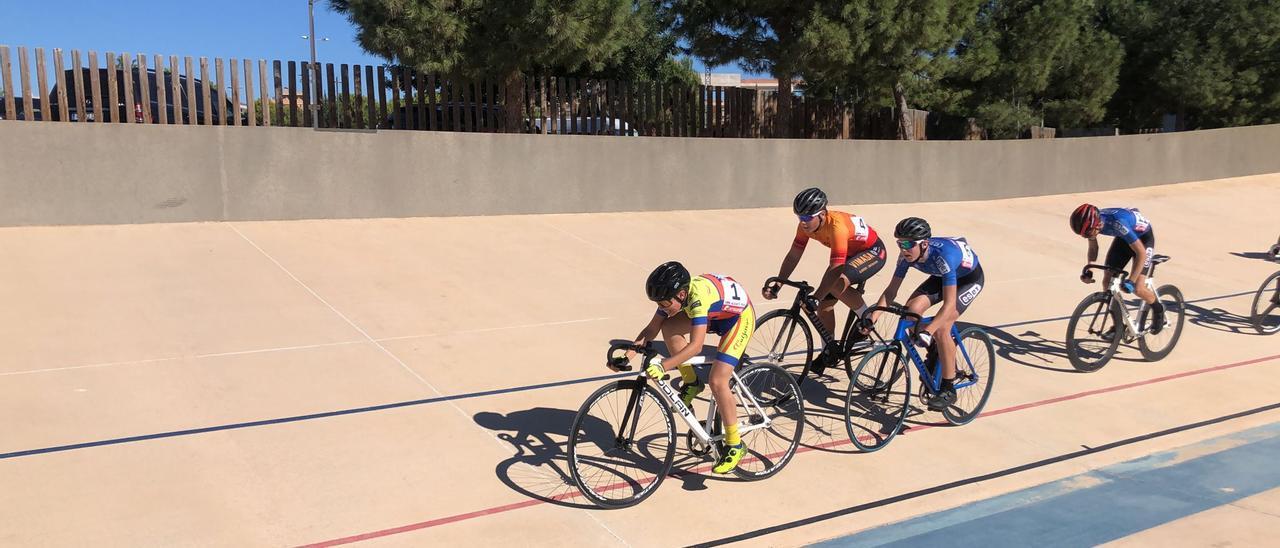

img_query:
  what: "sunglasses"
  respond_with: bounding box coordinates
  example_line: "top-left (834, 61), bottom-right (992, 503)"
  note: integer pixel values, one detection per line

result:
top-left (896, 239), bottom-right (921, 250)
top-left (797, 213), bottom-right (820, 222)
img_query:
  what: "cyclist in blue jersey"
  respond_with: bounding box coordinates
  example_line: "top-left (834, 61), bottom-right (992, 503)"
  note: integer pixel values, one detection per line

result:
top-left (866, 217), bottom-right (985, 410)
top-left (1069, 204), bottom-right (1164, 332)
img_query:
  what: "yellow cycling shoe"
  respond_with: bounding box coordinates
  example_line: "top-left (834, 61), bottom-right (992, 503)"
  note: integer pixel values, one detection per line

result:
top-left (713, 442), bottom-right (746, 474)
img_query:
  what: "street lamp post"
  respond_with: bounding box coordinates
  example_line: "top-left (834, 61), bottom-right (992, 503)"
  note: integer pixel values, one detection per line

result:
top-left (308, 0), bottom-right (320, 128)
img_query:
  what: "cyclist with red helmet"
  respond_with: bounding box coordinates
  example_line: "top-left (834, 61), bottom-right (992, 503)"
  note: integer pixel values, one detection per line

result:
top-left (1069, 204), bottom-right (1165, 332)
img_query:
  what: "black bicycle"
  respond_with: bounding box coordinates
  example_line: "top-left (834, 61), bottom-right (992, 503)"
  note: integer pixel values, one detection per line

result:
top-left (747, 277), bottom-right (891, 383)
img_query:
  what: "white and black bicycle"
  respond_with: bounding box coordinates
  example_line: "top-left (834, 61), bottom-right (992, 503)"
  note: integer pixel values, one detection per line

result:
top-left (1065, 257), bottom-right (1186, 372)
top-left (566, 341), bottom-right (805, 508)
top-left (1249, 244), bottom-right (1280, 334)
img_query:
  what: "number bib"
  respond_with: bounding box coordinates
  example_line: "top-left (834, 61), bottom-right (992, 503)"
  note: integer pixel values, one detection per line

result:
top-left (851, 215), bottom-right (871, 242)
top-left (1131, 209), bottom-right (1150, 233)
top-left (703, 273), bottom-right (749, 315)
top-left (952, 239), bottom-right (975, 270)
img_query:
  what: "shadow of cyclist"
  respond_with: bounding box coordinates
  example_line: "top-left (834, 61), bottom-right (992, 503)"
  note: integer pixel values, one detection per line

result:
top-left (1183, 301), bottom-right (1257, 335)
top-left (474, 407), bottom-right (597, 509)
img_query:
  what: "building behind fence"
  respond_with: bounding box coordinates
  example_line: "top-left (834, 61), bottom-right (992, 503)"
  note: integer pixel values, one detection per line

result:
top-left (1, 44), bottom-right (1064, 140)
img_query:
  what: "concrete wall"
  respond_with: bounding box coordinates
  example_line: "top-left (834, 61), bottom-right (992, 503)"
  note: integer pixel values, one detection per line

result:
top-left (2, 120), bottom-right (1279, 226)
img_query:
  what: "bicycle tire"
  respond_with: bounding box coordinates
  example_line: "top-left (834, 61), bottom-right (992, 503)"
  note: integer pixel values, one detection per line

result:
top-left (845, 344), bottom-right (910, 452)
top-left (1139, 284), bottom-right (1186, 361)
top-left (725, 361), bottom-right (806, 481)
top-left (1066, 292), bottom-right (1122, 372)
top-left (942, 327), bottom-right (996, 425)
top-left (1250, 271), bottom-right (1280, 335)
top-left (748, 309), bottom-right (814, 378)
top-left (567, 379), bottom-right (676, 508)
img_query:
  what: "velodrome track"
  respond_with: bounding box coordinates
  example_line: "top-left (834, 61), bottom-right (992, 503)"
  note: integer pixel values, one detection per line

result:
top-left (0, 173), bottom-right (1278, 546)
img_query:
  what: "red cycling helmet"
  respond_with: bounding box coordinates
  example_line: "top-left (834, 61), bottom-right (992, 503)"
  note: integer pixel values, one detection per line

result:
top-left (1070, 204), bottom-right (1101, 236)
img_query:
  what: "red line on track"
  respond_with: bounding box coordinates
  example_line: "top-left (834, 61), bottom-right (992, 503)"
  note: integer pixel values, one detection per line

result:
top-left (298, 352), bottom-right (1280, 547)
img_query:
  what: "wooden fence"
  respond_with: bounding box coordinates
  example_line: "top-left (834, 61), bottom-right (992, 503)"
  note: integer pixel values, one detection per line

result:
top-left (0, 44), bottom-right (1054, 139)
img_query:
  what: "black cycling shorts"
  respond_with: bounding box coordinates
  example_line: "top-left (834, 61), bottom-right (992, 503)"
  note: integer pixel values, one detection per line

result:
top-left (910, 265), bottom-right (985, 315)
top-left (821, 240), bottom-right (887, 301)
top-left (1105, 230), bottom-right (1156, 275)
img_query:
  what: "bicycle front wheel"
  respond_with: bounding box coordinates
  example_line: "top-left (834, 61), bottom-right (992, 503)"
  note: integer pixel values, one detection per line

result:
top-left (942, 327), bottom-right (996, 426)
top-left (1066, 292), bottom-right (1122, 372)
top-left (747, 309), bottom-right (814, 377)
top-left (845, 344), bottom-right (910, 452)
top-left (567, 379), bottom-right (676, 508)
top-left (1139, 284), bottom-right (1186, 361)
top-left (730, 362), bottom-right (805, 481)
top-left (1251, 271), bottom-right (1280, 335)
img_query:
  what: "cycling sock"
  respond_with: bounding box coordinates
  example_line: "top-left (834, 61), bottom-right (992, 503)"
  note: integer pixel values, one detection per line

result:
top-left (941, 377), bottom-right (956, 391)
top-left (725, 423), bottom-right (741, 446)
top-left (678, 363), bottom-right (697, 384)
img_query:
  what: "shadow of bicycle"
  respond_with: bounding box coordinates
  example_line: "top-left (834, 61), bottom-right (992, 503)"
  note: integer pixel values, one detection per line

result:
top-left (1183, 301), bottom-right (1258, 335)
top-left (1230, 251), bottom-right (1280, 262)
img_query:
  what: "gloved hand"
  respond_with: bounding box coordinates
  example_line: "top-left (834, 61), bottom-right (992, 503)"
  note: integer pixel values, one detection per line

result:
top-left (644, 361), bottom-right (667, 380)
top-left (913, 330), bottom-right (933, 349)
top-left (1121, 280), bottom-right (1136, 294)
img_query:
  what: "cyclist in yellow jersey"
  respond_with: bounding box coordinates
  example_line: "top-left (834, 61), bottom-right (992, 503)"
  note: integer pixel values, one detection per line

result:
top-left (609, 261), bottom-right (755, 474)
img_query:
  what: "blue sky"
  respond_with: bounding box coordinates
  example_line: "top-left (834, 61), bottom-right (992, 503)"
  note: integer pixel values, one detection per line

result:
top-left (0, 0), bottom-right (752, 76)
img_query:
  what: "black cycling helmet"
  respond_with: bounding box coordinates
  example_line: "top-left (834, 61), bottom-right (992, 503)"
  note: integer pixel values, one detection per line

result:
top-left (793, 187), bottom-right (828, 216)
top-left (1070, 203), bottom-right (1101, 236)
top-left (646, 261), bottom-right (691, 302)
top-left (894, 217), bottom-right (932, 241)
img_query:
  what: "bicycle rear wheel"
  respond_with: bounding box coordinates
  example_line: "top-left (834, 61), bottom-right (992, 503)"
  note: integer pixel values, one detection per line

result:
top-left (728, 362), bottom-right (805, 481)
top-left (568, 379), bottom-right (676, 508)
top-left (1139, 284), bottom-right (1185, 361)
top-left (942, 327), bottom-right (996, 426)
top-left (845, 344), bottom-right (910, 452)
top-left (747, 310), bottom-right (814, 377)
top-left (1251, 271), bottom-right (1280, 335)
top-left (1066, 292), bottom-right (1122, 372)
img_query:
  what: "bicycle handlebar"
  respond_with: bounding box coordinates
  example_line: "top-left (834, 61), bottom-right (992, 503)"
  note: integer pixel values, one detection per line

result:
top-left (606, 341), bottom-right (658, 372)
top-left (1082, 263), bottom-right (1127, 279)
top-left (863, 304), bottom-right (922, 323)
top-left (764, 277), bottom-right (814, 295)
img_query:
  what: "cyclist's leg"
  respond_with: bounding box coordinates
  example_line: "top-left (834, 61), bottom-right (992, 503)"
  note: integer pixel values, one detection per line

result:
top-left (934, 268), bottom-right (985, 382)
top-left (710, 306), bottom-right (755, 473)
top-left (659, 312), bottom-right (702, 392)
top-left (1132, 231), bottom-right (1157, 305)
top-left (1102, 236), bottom-right (1131, 286)
top-left (836, 240), bottom-right (889, 321)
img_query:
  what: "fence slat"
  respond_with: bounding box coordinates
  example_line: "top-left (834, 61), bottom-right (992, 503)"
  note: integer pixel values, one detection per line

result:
top-left (136, 55), bottom-right (153, 124)
top-left (200, 58), bottom-right (212, 125)
top-left (299, 61), bottom-right (311, 127)
top-left (257, 59), bottom-right (269, 127)
top-left (185, 57), bottom-right (196, 126)
top-left (152, 55), bottom-right (167, 124)
top-left (389, 67), bottom-right (401, 128)
top-left (411, 71), bottom-right (423, 130)
top-left (20, 47), bottom-right (35, 121)
top-left (0, 47), bottom-right (14, 120)
top-left (324, 63), bottom-right (336, 128)
top-left (350, 64), bottom-right (361, 128)
top-left (287, 61), bottom-right (298, 126)
top-left (242, 59), bottom-right (256, 127)
top-left (458, 78), bottom-right (470, 132)
top-left (70, 50), bottom-right (87, 122)
top-left (273, 60), bottom-right (284, 126)
top-left (425, 72), bottom-right (437, 131)
top-left (170, 56), bottom-right (183, 125)
top-left (213, 58), bottom-right (226, 125)
top-left (376, 65), bottom-right (387, 129)
top-left (229, 58), bottom-right (240, 126)
top-left (340, 63), bottom-right (351, 128)
top-left (55, 50), bottom-right (71, 122)
top-left (364, 65), bottom-right (375, 129)
top-left (104, 52), bottom-right (117, 122)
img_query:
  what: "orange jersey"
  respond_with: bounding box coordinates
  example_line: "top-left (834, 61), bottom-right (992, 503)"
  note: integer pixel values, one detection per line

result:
top-left (792, 210), bottom-right (880, 265)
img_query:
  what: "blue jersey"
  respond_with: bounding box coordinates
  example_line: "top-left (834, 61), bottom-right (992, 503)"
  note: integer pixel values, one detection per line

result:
top-left (894, 237), bottom-right (980, 286)
top-left (1099, 208), bottom-right (1152, 244)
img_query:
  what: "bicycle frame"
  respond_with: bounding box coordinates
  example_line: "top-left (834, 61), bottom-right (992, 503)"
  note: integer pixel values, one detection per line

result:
top-left (763, 277), bottom-right (869, 363)
top-left (614, 350), bottom-right (773, 447)
top-left (860, 306), bottom-right (980, 395)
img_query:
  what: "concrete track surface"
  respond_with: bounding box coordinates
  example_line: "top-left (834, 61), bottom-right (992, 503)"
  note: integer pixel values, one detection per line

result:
top-left (1, 174), bottom-right (1278, 546)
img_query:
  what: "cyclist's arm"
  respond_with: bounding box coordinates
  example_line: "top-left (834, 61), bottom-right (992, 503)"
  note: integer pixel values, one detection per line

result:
top-left (663, 322), bottom-right (708, 369)
top-left (775, 246), bottom-right (803, 282)
top-left (632, 311), bottom-right (665, 347)
top-left (1086, 236), bottom-right (1099, 263)
top-left (1127, 239), bottom-right (1148, 280)
top-left (813, 221), bottom-right (850, 299)
top-left (870, 275), bottom-right (905, 323)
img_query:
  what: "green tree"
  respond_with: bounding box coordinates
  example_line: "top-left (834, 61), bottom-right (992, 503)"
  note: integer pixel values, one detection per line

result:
top-left (931, 0), bottom-right (1122, 138)
top-left (331, 0), bottom-right (642, 131)
top-left (671, 1), bottom-right (853, 137)
top-left (1103, 0), bottom-right (1280, 130)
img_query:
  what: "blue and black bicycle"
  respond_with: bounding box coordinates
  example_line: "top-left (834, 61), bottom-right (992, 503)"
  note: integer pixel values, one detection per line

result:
top-left (842, 305), bottom-right (996, 452)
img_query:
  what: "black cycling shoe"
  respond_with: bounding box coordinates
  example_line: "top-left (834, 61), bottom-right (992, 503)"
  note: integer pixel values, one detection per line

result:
top-left (1149, 303), bottom-right (1166, 335)
top-left (927, 387), bottom-right (957, 411)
